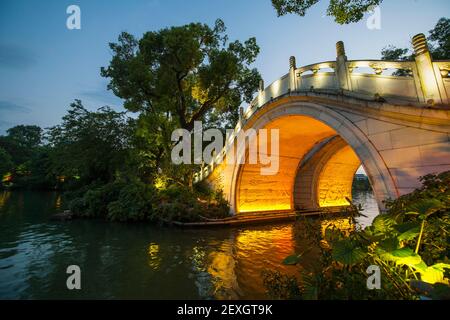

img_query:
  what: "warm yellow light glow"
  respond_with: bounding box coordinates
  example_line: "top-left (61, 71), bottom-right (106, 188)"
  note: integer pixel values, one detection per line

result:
top-left (55, 195), bottom-right (62, 209)
top-left (154, 176), bottom-right (168, 190)
top-left (147, 243), bottom-right (161, 270)
top-left (317, 145), bottom-right (361, 207)
top-left (2, 172), bottom-right (12, 183)
top-left (193, 225), bottom-right (300, 298)
top-left (320, 217), bottom-right (354, 237)
top-left (237, 204), bottom-right (291, 214)
top-left (237, 116), bottom-right (337, 213)
top-left (0, 192), bottom-right (11, 209)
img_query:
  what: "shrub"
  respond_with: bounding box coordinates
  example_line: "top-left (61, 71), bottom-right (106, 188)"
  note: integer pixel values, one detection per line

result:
top-left (68, 181), bottom-right (126, 218)
top-left (107, 181), bottom-right (156, 222)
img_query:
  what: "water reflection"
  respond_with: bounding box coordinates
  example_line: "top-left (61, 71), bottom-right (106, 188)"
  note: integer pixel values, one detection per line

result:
top-left (0, 191), bottom-right (379, 299)
top-left (147, 243), bottom-right (161, 270)
top-left (0, 191), bottom-right (11, 210)
top-left (352, 191), bottom-right (380, 228)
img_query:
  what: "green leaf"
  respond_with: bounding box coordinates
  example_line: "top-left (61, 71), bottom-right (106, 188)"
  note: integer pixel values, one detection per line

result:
top-left (332, 239), bottom-right (366, 265)
top-left (282, 254), bottom-right (301, 265)
top-left (420, 266), bottom-right (445, 284)
top-left (372, 214), bottom-right (396, 235)
top-left (378, 237), bottom-right (400, 251)
top-left (394, 221), bottom-right (420, 233)
top-left (430, 263), bottom-right (450, 272)
top-left (397, 226), bottom-right (420, 241)
top-left (324, 227), bottom-right (343, 243)
top-left (378, 247), bottom-right (423, 267)
top-left (406, 199), bottom-right (444, 217)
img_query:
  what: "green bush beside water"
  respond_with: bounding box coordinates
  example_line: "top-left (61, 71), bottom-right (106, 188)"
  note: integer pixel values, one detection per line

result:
top-left (66, 180), bottom-right (229, 223)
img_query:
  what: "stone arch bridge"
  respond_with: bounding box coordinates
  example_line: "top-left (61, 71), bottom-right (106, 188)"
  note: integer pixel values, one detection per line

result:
top-left (194, 34), bottom-right (450, 216)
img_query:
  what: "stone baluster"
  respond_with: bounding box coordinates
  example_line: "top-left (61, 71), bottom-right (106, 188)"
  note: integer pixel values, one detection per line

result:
top-left (289, 56), bottom-right (297, 92)
top-left (257, 79), bottom-right (265, 107)
top-left (239, 106), bottom-right (244, 122)
top-left (335, 41), bottom-right (352, 92)
top-left (413, 33), bottom-right (448, 105)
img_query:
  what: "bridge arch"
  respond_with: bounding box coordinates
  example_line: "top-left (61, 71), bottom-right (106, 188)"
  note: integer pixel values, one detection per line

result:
top-left (230, 100), bottom-right (398, 214)
top-left (294, 135), bottom-right (361, 210)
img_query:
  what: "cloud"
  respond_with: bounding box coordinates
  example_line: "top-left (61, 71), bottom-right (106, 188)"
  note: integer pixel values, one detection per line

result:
top-left (0, 44), bottom-right (37, 70)
top-left (0, 100), bottom-right (30, 114)
top-left (79, 87), bottom-right (123, 108)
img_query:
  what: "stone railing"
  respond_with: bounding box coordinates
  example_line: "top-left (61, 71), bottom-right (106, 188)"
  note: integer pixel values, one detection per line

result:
top-left (193, 33), bottom-right (450, 183)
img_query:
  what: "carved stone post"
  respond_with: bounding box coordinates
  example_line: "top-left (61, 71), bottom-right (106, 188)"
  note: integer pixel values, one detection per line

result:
top-left (289, 56), bottom-right (297, 92)
top-left (257, 79), bottom-right (265, 107)
top-left (335, 41), bottom-right (352, 92)
top-left (413, 33), bottom-right (447, 105)
top-left (259, 79), bottom-right (264, 92)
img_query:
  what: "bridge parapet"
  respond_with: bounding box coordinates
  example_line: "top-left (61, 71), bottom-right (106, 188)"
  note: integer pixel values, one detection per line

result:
top-left (194, 33), bottom-right (450, 183)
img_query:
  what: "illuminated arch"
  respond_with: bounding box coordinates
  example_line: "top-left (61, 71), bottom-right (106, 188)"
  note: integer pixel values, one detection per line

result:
top-left (230, 100), bottom-right (397, 214)
top-left (294, 136), bottom-right (361, 209)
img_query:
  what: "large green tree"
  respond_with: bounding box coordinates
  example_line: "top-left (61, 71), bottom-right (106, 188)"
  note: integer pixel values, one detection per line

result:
top-left (101, 19), bottom-right (260, 131)
top-left (101, 19), bottom-right (261, 186)
top-left (272, 0), bottom-right (382, 24)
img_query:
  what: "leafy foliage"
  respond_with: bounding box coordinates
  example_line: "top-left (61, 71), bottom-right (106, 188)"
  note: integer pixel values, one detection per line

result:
top-left (272, 0), bottom-right (382, 24)
top-left (0, 125), bottom-right (53, 189)
top-left (101, 19), bottom-right (260, 131)
top-left (0, 147), bottom-right (13, 178)
top-left (428, 17), bottom-right (450, 60)
top-left (266, 171), bottom-right (450, 300)
top-left (262, 270), bottom-right (302, 299)
top-left (47, 100), bottom-right (134, 185)
top-left (107, 181), bottom-right (156, 222)
top-left (381, 17), bottom-right (450, 67)
top-left (101, 19), bottom-right (261, 187)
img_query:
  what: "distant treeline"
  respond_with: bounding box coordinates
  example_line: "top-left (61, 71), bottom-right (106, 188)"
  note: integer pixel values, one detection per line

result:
top-left (352, 175), bottom-right (372, 192)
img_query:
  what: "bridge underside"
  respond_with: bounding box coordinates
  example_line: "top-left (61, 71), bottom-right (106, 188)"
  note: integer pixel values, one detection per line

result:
top-left (236, 115), bottom-right (362, 213)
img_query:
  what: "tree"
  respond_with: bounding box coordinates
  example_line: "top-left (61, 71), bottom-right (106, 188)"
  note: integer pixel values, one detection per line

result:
top-left (0, 125), bottom-right (43, 165)
top-left (381, 17), bottom-right (450, 62)
top-left (101, 19), bottom-right (261, 186)
top-left (102, 19), bottom-right (260, 131)
top-left (47, 100), bottom-right (134, 185)
top-left (101, 19), bottom-right (260, 132)
top-left (272, 0), bottom-right (382, 24)
top-left (428, 17), bottom-right (450, 60)
top-left (0, 146), bottom-right (13, 177)
top-left (6, 125), bottom-right (42, 149)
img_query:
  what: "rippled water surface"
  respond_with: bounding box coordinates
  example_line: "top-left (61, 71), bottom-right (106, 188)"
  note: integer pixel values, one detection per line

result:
top-left (0, 191), bottom-right (378, 299)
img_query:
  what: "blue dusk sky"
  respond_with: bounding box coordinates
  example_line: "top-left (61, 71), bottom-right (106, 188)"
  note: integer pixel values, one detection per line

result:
top-left (0, 0), bottom-right (449, 134)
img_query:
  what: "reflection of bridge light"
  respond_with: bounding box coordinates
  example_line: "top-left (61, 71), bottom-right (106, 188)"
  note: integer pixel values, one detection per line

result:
top-left (55, 195), bottom-right (62, 209)
top-left (147, 243), bottom-right (161, 270)
top-left (0, 192), bottom-right (11, 209)
top-left (235, 227), bottom-right (294, 252)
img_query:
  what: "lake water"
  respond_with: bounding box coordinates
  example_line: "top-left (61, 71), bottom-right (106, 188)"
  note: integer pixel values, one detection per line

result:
top-left (0, 190), bottom-right (379, 299)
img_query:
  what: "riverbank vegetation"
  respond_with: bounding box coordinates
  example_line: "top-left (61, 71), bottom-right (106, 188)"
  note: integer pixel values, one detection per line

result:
top-left (263, 171), bottom-right (450, 300)
top-left (0, 19), bottom-right (259, 223)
